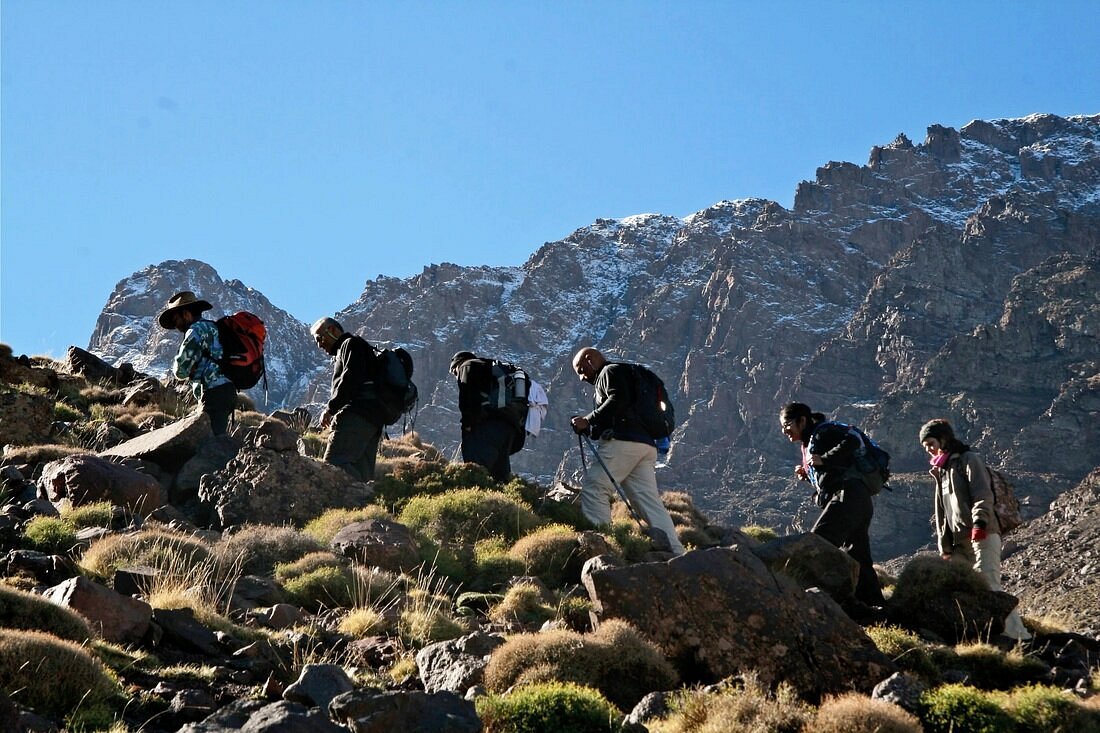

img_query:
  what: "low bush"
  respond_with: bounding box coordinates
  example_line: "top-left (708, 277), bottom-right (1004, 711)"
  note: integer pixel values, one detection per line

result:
top-left (53, 400), bottom-right (85, 422)
top-left (0, 585), bottom-right (92, 642)
top-left (0, 629), bottom-right (120, 720)
top-left (484, 618), bottom-right (677, 711)
top-left (489, 582), bottom-right (556, 626)
top-left (276, 554), bottom-right (355, 610)
top-left (0, 442), bottom-right (87, 467)
top-left (865, 625), bottom-right (940, 680)
top-left (79, 527), bottom-right (212, 580)
top-left (477, 681), bottom-right (623, 733)
top-left (919, 683), bottom-right (1014, 733)
top-left (62, 500), bottom-right (117, 530)
top-left (998, 683), bottom-right (1100, 731)
top-left (812, 692), bottom-right (922, 733)
top-left (604, 520), bottom-right (653, 563)
top-left (374, 459), bottom-right (498, 511)
top-left (952, 642), bottom-right (1050, 689)
top-left (508, 524), bottom-right (581, 587)
top-left (739, 525), bottom-right (778, 543)
top-left (399, 488), bottom-right (541, 546)
top-left (23, 516), bottom-right (78, 554)
top-left (215, 524), bottom-right (325, 576)
top-left (889, 555), bottom-right (988, 610)
top-left (338, 607), bottom-right (391, 638)
top-left (470, 538), bottom-right (526, 592)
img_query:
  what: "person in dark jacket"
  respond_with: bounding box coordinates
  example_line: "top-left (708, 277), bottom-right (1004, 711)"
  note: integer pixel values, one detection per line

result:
top-left (780, 401), bottom-right (885, 611)
top-left (920, 418), bottom-right (1031, 642)
top-left (449, 351), bottom-right (519, 482)
top-left (570, 347), bottom-right (684, 555)
top-left (311, 317), bottom-right (383, 481)
top-left (158, 291), bottom-right (238, 435)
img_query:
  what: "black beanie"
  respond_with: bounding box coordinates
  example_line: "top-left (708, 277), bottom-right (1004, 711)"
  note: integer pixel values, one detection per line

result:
top-left (449, 351), bottom-right (476, 374)
top-left (919, 419), bottom-right (955, 444)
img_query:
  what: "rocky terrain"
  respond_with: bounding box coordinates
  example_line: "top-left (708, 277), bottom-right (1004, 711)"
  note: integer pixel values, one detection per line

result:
top-left (86, 113), bottom-right (1100, 565)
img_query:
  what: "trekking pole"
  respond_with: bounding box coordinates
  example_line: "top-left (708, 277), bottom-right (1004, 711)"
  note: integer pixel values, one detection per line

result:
top-left (578, 433), bottom-right (645, 528)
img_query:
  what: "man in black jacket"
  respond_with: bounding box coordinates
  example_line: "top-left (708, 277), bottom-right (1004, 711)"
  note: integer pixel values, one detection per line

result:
top-left (311, 317), bottom-right (383, 481)
top-left (449, 351), bottom-right (519, 482)
top-left (569, 347), bottom-right (684, 555)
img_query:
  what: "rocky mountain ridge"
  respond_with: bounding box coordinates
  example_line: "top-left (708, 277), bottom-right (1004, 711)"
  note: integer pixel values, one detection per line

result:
top-left (86, 113), bottom-right (1100, 559)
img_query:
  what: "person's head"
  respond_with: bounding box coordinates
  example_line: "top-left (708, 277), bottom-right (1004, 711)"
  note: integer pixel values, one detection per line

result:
top-left (572, 347), bottom-right (606, 384)
top-left (449, 351), bottom-right (476, 376)
top-left (779, 402), bottom-right (816, 443)
top-left (919, 418), bottom-right (958, 456)
top-left (310, 317), bottom-right (345, 356)
top-left (158, 291), bottom-right (213, 332)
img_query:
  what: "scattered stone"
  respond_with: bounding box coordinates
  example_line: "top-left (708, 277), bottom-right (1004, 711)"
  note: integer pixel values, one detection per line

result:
top-left (415, 631), bottom-right (506, 694)
top-left (283, 663), bottom-right (355, 709)
top-left (329, 688), bottom-right (482, 733)
top-left (43, 575), bottom-right (152, 644)
top-left (39, 453), bottom-right (162, 513)
top-left (100, 412), bottom-right (214, 473)
top-left (330, 519), bottom-right (421, 574)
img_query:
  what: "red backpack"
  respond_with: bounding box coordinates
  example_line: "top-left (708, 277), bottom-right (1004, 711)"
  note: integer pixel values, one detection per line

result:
top-left (214, 312), bottom-right (267, 390)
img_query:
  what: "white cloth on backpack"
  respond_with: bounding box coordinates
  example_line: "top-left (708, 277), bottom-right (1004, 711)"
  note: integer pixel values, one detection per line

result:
top-left (525, 379), bottom-right (549, 436)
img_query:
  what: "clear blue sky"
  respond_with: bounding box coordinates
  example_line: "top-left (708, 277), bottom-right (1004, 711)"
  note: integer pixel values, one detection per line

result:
top-left (2, 1), bottom-right (1097, 357)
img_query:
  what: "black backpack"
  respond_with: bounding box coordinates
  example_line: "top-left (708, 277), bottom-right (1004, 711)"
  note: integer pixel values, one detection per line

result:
top-left (631, 364), bottom-right (675, 439)
top-left (812, 420), bottom-right (891, 495)
top-left (372, 348), bottom-right (418, 426)
top-left (485, 360), bottom-right (531, 452)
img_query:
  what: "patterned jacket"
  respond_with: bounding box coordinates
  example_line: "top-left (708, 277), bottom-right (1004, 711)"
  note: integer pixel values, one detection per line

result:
top-left (172, 319), bottom-right (231, 398)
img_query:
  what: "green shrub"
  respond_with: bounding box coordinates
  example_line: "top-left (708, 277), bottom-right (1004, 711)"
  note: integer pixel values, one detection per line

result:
top-left (471, 538), bottom-right (526, 592)
top-left (604, 520), bottom-right (652, 563)
top-left (398, 587), bottom-right (464, 648)
top-left (23, 516), bottom-right (78, 554)
top-left (477, 681), bottom-right (623, 733)
top-left (919, 683), bottom-right (1014, 733)
top-left (0, 585), bottom-right (93, 642)
top-left (484, 618), bottom-right (677, 712)
top-left (280, 564), bottom-right (355, 610)
top-left (952, 642), bottom-right (1050, 690)
top-left (812, 692), bottom-right (923, 733)
top-left (79, 527), bottom-right (212, 580)
top-left (215, 524), bottom-right (325, 576)
top-left (998, 683), bottom-right (1098, 732)
top-left (0, 629), bottom-right (120, 719)
top-left (399, 488), bottom-right (541, 546)
top-left (53, 400), bottom-right (85, 422)
top-left (865, 625), bottom-right (940, 681)
top-left (302, 505), bottom-right (392, 545)
top-left (63, 500), bottom-right (116, 530)
top-left (374, 460), bottom-right (498, 511)
top-left (508, 524), bottom-right (581, 588)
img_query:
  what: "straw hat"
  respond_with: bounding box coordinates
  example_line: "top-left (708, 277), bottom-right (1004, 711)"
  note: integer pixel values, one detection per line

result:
top-left (158, 291), bottom-right (213, 328)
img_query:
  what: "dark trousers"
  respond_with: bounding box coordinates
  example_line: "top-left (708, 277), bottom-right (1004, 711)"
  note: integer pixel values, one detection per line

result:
top-left (461, 417), bottom-right (514, 482)
top-left (324, 409), bottom-right (383, 482)
top-left (201, 382), bottom-right (238, 436)
top-left (812, 478), bottom-right (885, 606)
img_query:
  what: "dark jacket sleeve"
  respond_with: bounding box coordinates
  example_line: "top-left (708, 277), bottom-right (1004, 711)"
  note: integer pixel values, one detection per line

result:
top-left (456, 358), bottom-right (493, 429)
top-left (329, 335), bottom-right (375, 413)
top-left (584, 363), bottom-right (649, 441)
top-left (807, 422), bottom-right (862, 494)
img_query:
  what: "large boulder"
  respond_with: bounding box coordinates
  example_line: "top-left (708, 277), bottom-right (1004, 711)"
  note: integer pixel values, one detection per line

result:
top-left (753, 532), bottom-right (859, 604)
top-left (330, 519), bottom-right (421, 574)
top-left (42, 576), bottom-right (152, 644)
top-left (416, 631), bottom-right (506, 694)
top-left (100, 412), bottom-right (214, 472)
top-left (329, 688), bottom-right (482, 733)
top-left (582, 546), bottom-right (896, 700)
top-left (0, 386), bottom-right (53, 446)
top-left (198, 447), bottom-right (375, 529)
top-left (40, 454), bottom-right (163, 513)
top-left (64, 346), bottom-right (134, 385)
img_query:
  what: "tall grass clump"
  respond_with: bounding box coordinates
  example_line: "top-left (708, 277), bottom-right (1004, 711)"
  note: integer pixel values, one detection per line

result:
top-left (214, 524), bottom-right (325, 576)
top-left (62, 500), bottom-right (117, 530)
top-left (865, 625), bottom-right (941, 680)
top-left (79, 527), bottom-right (212, 581)
top-left (275, 552), bottom-right (356, 610)
top-left (951, 642), bottom-right (1050, 689)
top-left (996, 683), bottom-right (1100, 731)
top-left (648, 674), bottom-right (811, 733)
top-left (477, 681), bottom-right (623, 733)
top-left (397, 569), bottom-right (464, 648)
top-left (0, 629), bottom-right (120, 721)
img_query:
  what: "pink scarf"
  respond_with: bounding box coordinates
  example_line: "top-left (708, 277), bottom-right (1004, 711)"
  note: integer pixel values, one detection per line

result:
top-left (929, 452), bottom-right (949, 468)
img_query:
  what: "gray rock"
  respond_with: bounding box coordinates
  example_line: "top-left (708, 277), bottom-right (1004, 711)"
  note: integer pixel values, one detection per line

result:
top-left (283, 663), bottom-right (355, 710)
top-left (39, 453), bottom-right (162, 514)
top-left (871, 672), bottom-right (927, 715)
top-left (329, 688), bottom-right (482, 733)
top-left (100, 412), bottom-right (213, 472)
top-left (43, 575), bottom-right (152, 644)
top-left (330, 519), bottom-right (421, 574)
top-left (415, 631), bottom-right (506, 694)
top-left (752, 532), bottom-right (859, 603)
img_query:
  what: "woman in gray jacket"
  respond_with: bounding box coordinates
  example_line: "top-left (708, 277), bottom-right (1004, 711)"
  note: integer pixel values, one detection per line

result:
top-left (919, 418), bottom-right (1031, 642)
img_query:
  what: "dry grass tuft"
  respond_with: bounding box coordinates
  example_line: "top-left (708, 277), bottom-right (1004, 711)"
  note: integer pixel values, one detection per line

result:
top-left (79, 526), bottom-right (212, 581)
top-left (214, 523), bottom-right (325, 576)
top-left (812, 692), bottom-right (922, 733)
top-left (648, 674), bottom-right (812, 733)
top-left (0, 585), bottom-right (93, 642)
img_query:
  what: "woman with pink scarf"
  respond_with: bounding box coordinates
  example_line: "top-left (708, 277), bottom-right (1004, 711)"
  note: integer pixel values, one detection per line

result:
top-left (919, 418), bottom-right (1031, 643)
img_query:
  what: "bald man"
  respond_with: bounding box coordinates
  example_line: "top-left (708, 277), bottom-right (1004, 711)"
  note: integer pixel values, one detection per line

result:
top-left (570, 347), bottom-right (684, 555)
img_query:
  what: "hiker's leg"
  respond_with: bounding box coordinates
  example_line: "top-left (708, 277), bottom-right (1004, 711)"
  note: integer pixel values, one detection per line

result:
top-left (462, 419), bottom-right (511, 481)
top-left (201, 382), bottom-right (237, 436)
top-left (619, 443), bottom-right (685, 555)
top-left (325, 410), bottom-right (372, 481)
top-left (580, 438), bottom-right (632, 526)
top-left (812, 481), bottom-right (881, 605)
top-left (973, 533), bottom-right (1031, 640)
top-left (354, 419), bottom-right (383, 481)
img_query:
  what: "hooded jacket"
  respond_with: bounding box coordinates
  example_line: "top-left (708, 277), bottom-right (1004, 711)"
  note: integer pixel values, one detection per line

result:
top-left (931, 450), bottom-right (999, 554)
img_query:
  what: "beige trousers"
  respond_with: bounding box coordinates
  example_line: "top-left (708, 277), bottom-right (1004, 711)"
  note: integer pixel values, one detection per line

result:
top-left (581, 438), bottom-right (685, 555)
top-left (949, 534), bottom-right (1032, 640)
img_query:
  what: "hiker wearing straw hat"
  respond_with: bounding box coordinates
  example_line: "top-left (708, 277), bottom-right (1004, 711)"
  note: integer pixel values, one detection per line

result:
top-left (158, 291), bottom-right (237, 435)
